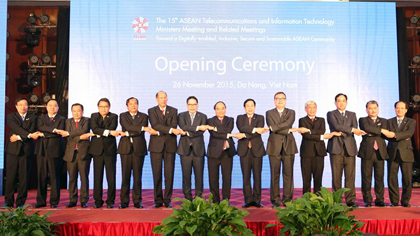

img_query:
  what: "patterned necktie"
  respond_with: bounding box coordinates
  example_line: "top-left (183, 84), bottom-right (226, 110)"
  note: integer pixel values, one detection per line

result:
top-left (373, 118), bottom-right (378, 150)
top-left (50, 117), bottom-right (53, 122)
top-left (190, 113), bottom-right (195, 125)
top-left (341, 112), bottom-right (345, 117)
top-left (75, 121), bottom-right (79, 149)
top-left (132, 114), bottom-right (136, 120)
top-left (21, 115), bottom-right (25, 121)
top-left (397, 119), bottom-right (402, 127)
top-left (248, 117), bottom-right (252, 149)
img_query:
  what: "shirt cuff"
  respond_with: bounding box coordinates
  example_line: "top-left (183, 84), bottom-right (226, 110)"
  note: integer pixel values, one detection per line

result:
top-left (169, 128), bottom-right (173, 134)
top-left (226, 134), bottom-right (229, 139)
top-left (103, 130), bottom-right (110, 137)
top-left (17, 135), bottom-right (23, 141)
top-left (187, 131), bottom-right (190, 137)
top-left (214, 127), bottom-right (218, 132)
top-left (157, 131), bottom-right (160, 136)
top-left (320, 135), bottom-right (324, 140)
top-left (27, 133), bottom-right (32, 139)
top-left (141, 126), bottom-right (144, 132)
top-left (252, 128), bottom-right (256, 133)
top-left (196, 126), bottom-right (199, 131)
top-left (52, 128), bottom-right (57, 133)
top-left (125, 131), bottom-right (130, 137)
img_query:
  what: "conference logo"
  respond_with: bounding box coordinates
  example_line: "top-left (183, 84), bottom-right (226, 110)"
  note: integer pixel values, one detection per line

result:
top-left (132, 16), bottom-right (148, 40)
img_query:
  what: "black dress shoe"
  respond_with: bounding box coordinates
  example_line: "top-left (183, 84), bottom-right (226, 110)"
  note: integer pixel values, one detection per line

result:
top-left (389, 203), bottom-right (398, 207)
top-left (134, 203), bottom-right (143, 208)
top-left (364, 203), bottom-right (372, 207)
top-left (402, 203), bottom-right (411, 207)
top-left (50, 204), bottom-right (58, 208)
top-left (242, 203), bottom-right (252, 208)
top-left (35, 203), bottom-right (46, 208)
top-left (80, 203), bottom-right (88, 208)
top-left (2, 204), bottom-right (13, 208)
top-left (107, 204), bottom-right (114, 209)
top-left (66, 202), bottom-right (77, 208)
top-left (164, 203), bottom-right (172, 208)
top-left (254, 203), bottom-right (263, 208)
top-left (153, 203), bottom-right (163, 208)
top-left (346, 202), bottom-right (358, 207)
top-left (93, 204), bottom-right (103, 209)
top-left (375, 202), bottom-right (385, 207)
top-left (119, 203), bottom-right (128, 209)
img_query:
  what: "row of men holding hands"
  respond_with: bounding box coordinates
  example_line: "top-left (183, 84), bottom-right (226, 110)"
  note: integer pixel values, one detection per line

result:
top-left (4, 91), bottom-right (415, 209)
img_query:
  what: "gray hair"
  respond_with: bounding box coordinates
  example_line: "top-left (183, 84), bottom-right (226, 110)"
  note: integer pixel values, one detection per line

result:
top-left (305, 100), bottom-right (317, 109)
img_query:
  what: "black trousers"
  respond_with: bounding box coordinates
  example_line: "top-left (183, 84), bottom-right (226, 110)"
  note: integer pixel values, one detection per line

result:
top-left (300, 155), bottom-right (324, 194)
top-left (5, 153), bottom-right (32, 206)
top-left (269, 153), bottom-right (295, 205)
top-left (36, 155), bottom-right (63, 205)
top-left (361, 151), bottom-right (384, 204)
top-left (93, 155), bottom-right (116, 206)
top-left (150, 150), bottom-right (175, 205)
top-left (181, 147), bottom-right (204, 201)
top-left (330, 151), bottom-right (356, 204)
top-left (240, 148), bottom-right (262, 204)
top-left (388, 151), bottom-right (413, 205)
top-left (67, 150), bottom-right (91, 204)
top-left (120, 153), bottom-right (145, 204)
top-left (208, 150), bottom-right (233, 203)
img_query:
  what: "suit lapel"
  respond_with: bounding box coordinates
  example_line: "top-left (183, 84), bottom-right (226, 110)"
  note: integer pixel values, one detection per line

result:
top-left (273, 109), bottom-right (282, 123)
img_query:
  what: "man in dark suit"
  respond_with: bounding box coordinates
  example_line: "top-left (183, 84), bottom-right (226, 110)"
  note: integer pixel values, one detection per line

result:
top-left (207, 101), bottom-right (237, 203)
top-left (236, 99), bottom-right (268, 208)
top-left (89, 98), bottom-right (119, 208)
top-left (35, 99), bottom-right (65, 208)
top-left (148, 91), bottom-right (183, 208)
top-left (4, 98), bottom-right (39, 208)
top-left (266, 92), bottom-right (298, 207)
top-left (56, 103), bottom-right (93, 208)
top-left (177, 96), bottom-right (208, 201)
top-left (385, 101), bottom-right (416, 207)
top-left (327, 93), bottom-right (366, 207)
top-left (118, 97), bottom-right (153, 209)
top-left (358, 100), bottom-right (389, 207)
top-left (298, 101), bottom-right (336, 195)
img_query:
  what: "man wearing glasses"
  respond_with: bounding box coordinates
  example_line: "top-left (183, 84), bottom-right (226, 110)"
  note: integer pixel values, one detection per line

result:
top-left (266, 92), bottom-right (298, 207)
top-left (177, 96), bottom-right (209, 201)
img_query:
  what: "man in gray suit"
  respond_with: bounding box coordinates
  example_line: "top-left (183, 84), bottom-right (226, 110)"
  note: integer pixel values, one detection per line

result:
top-left (177, 96), bottom-right (209, 201)
top-left (266, 92), bottom-right (298, 207)
top-left (327, 93), bottom-right (366, 207)
top-left (385, 101), bottom-right (416, 207)
top-left (57, 103), bottom-right (93, 208)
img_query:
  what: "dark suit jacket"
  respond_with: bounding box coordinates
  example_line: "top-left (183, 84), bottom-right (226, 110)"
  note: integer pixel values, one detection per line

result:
top-left (35, 114), bottom-right (65, 158)
top-left (177, 111), bottom-right (207, 157)
top-left (299, 116), bottom-right (327, 158)
top-left (266, 108), bottom-right (298, 156)
top-left (118, 111), bottom-right (148, 156)
top-left (88, 112), bottom-right (118, 156)
top-left (207, 116), bottom-right (236, 158)
top-left (6, 112), bottom-right (37, 156)
top-left (148, 106), bottom-right (178, 154)
top-left (236, 114), bottom-right (266, 157)
top-left (387, 117), bottom-right (416, 162)
top-left (64, 117), bottom-right (91, 162)
top-left (326, 110), bottom-right (358, 156)
top-left (358, 116), bottom-right (388, 160)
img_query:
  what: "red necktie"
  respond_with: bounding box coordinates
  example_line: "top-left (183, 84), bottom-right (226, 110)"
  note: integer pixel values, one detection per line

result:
top-left (248, 117), bottom-right (252, 149)
top-left (161, 109), bottom-right (165, 116)
top-left (75, 121), bottom-right (79, 149)
top-left (373, 118), bottom-right (378, 150)
top-left (311, 117), bottom-right (314, 122)
top-left (50, 117), bottom-right (53, 122)
top-left (221, 119), bottom-right (226, 150)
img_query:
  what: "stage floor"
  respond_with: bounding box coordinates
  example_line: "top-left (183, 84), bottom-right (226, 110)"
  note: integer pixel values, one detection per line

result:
top-left (1, 188), bottom-right (420, 235)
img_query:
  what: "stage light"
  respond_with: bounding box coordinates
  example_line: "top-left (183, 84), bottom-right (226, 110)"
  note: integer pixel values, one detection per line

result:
top-left (412, 55), bottom-right (420, 65)
top-left (29, 54), bottom-right (39, 64)
top-left (27, 69), bottom-right (41, 88)
top-left (41, 54), bottom-right (51, 64)
top-left (29, 93), bottom-right (39, 104)
top-left (411, 15), bottom-right (419, 25)
top-left (27, 13), bottom-right (37, 24)
top-left (41, 93), bottom-right (51, 104)
top-left (39, 13), bottom-right (49, 23)
top-left (24, 28), bottom-right (41, 48)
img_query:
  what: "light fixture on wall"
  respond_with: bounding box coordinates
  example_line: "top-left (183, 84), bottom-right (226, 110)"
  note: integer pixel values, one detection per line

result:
top-left (27, 13), bottom-right (37, 25)
top-left (39, 13), bottom-right (49, 23)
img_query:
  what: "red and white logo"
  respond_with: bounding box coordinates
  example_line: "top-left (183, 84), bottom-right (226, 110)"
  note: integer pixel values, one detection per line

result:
top-left (132, 17), bottom-right (149, 34)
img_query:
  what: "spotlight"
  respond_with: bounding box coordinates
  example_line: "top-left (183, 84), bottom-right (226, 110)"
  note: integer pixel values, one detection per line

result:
top-left (29, 53), bottom-right (39, 64)
top-left (27, 69), bottom-right (41, 88)
top-left (27, 13), bottom-right (37, 25)
top-left (41, 54), bottom-right (51, 64)
top-left (412, 55), bottom-right (420, 65)
top-left (39, 13), bottom-right (49, 23)
top-left (24, 27), bottom-right (41, 48)
top-left (41, 93), bottom-right (51, 104)
top-left (29, 93), bottom-right (39, 104)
